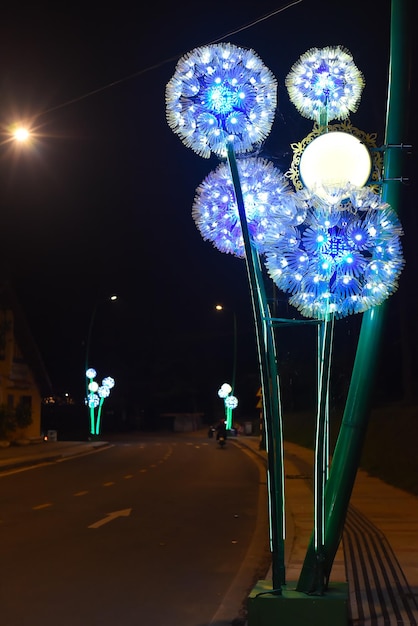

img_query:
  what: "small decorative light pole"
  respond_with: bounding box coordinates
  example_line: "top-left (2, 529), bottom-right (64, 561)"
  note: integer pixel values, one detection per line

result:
top-left (86, 368), bottom-right (115, 436)
top-left (217, 382), bottom-right (238, 430)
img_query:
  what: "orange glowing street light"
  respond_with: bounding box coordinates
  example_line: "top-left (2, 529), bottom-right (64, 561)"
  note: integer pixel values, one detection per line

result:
top-left (2, 122), bottom-right (34, 148)
top-left (13, 126), bottom-right (31, 142)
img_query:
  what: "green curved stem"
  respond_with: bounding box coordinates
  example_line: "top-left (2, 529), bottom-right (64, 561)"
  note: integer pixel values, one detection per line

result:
top-left (227, 142), bottom-right (285, 591)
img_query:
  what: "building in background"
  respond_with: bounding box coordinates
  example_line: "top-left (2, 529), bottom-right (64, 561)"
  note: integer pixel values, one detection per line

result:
top-left (0, 280), bottom-right (52, 441)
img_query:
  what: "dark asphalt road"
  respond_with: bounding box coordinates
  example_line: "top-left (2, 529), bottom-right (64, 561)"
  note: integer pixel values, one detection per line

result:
top-left (0, 432), bottom-right (268, 626)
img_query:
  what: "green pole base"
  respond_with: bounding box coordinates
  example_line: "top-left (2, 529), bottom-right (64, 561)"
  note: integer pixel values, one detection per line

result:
top-left (247, 580), bottom-right (349, 626)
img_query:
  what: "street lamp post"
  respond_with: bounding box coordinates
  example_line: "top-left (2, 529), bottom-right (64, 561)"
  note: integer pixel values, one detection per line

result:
top-left (215, 304), bottom-right (237, 397)
top-left (85, 294), bottom-right (118, 386)
top-left (84, 294), bottom-right (118, 433)
top-left (295, 0), bottom-right (409, 593)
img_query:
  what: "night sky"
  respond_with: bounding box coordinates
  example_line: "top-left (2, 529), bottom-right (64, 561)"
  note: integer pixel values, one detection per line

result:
top-left (0, 1), bottom-right (415, 424)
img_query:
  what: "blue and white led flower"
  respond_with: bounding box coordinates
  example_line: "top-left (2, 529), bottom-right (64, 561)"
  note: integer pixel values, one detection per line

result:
top-left (102, 376), bottom-right (115, 389)
top-left (86, 368), bottom-right (97, 379)
top-left (285, 46), bottom-right (365, 123)
top-left (166, 43), bottom-right (277, 158)
top-left (225, 395), bottom-right (238, 409)
top-left (87, 393), bottom-right (100, 409)
top-left (264, 186), bottom-right (404, 319)
top-left (98, 385), bottom-right (110, 399)
top-left (192, 157), bottom-right (306, 257)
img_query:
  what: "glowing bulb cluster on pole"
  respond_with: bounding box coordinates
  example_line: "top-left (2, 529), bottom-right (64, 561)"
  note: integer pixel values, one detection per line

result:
top-left (225, 395), bottom-right (238, 410)
top-left (86, 369), bottom-right (115, 436)
top-left (285, 45), bottom-right (365, 123)
top-left (264, 186), bottom-right (405, 319)
top-left (165, 43), bottom-right (277, 159)
top-left (192, 157), bottom-right (305, 257)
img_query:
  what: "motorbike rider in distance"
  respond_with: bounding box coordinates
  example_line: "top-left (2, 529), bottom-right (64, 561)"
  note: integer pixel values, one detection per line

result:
top-left (216, 418), bottom-right (227, 443)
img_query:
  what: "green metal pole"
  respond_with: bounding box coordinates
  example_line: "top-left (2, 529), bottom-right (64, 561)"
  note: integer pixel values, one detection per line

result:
top-left (311, 315), bottom-right (334, 594)
top-left (227, 142), bottom-right (286, 591)
top-left (232, 311), bottom-right (237, 396)
top-left (297, 0), bottom-right (409, 593)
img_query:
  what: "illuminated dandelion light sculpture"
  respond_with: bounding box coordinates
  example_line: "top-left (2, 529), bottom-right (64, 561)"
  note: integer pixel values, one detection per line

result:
top-left (264, 186), bottom-right (405, 320)
top-left (166, 43), bottom-right (287, 590)
top-left (86, 368), bottom-right (115, 436)
top-left (218, 382), bottom-right (238, 430)
top-left (192, 157), bottom-right (305, 257)
top-left (165, 43), bottom-right (277, 159)
top-left (280, 30), bottom-right (409, 596)
top-left (285, 45), bottom-right (365, 124)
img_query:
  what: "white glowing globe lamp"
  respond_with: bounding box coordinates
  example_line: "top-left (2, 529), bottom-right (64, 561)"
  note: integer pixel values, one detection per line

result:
top-left (299, 132), bottom-right (372, 198)
top-left (88, 381), bottom-right (99, 393)
top-left (86, 368), bottom-right (97, 379)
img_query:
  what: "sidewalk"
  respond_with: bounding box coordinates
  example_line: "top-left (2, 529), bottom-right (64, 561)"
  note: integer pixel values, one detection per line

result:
top-left (236, 434), bottom-right (418, 593)
top-left (233, 434), bottom-right (418, 626)
top-left (0, 438), bottom-right (110, 472)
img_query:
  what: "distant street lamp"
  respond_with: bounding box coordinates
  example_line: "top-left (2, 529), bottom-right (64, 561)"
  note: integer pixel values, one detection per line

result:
top-left (215, 304), bottom-right (237, 397)
top-left (12, 127), bottom-right (31, 142)
top-left (85, 294), bottom-right (118, 424)
top-left (2, 122), bottom-right (33, 148)
top-left (85, 294), bottom-right (118, 378)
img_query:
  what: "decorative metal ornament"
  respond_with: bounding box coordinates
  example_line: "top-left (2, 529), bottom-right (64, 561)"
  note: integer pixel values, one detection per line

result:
top-left (165, 43), bottom-right (277, 158)
top-left (285, 121), bottom-right (383, 194)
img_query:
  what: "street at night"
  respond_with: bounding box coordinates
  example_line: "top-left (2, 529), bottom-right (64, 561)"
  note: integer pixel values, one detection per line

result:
top-left (0, 2), bottom-right (417, 625)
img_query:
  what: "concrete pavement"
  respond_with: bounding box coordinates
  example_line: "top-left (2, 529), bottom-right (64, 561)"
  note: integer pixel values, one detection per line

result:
top-left (234, 435), bottom-right (418, 626)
